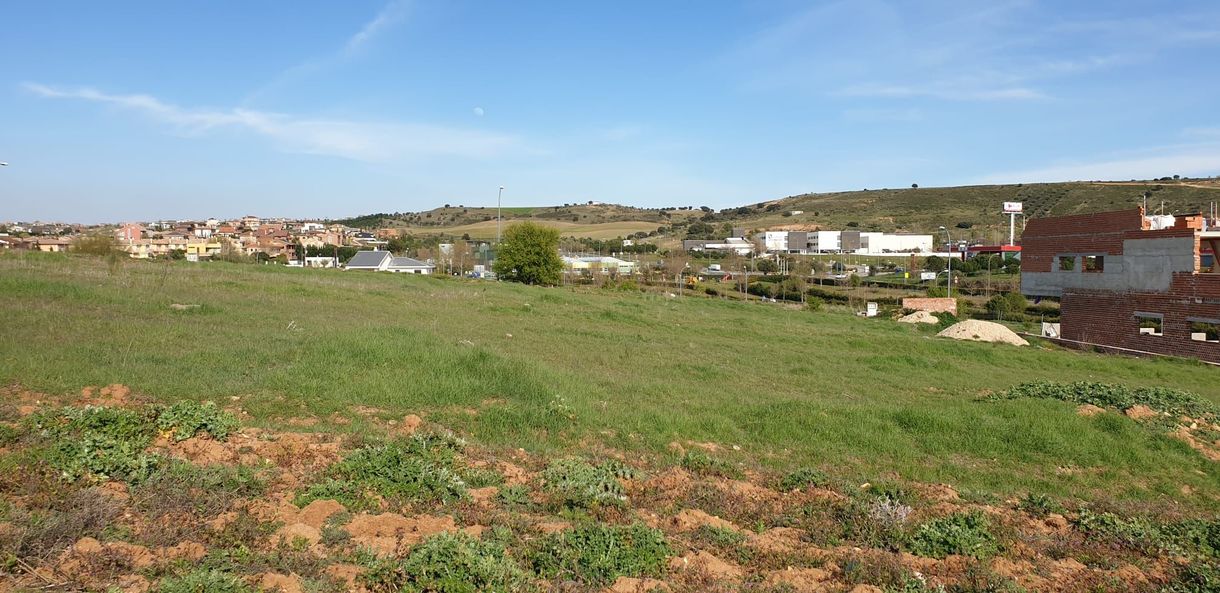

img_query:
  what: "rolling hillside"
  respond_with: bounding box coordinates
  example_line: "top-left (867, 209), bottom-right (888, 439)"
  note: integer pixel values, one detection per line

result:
top-left (336, 179), bottom-right (1220, 245)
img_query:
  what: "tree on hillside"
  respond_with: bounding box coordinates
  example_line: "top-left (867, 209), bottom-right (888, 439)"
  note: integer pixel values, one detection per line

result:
top-left (493, 222), bottom-right (562, 286)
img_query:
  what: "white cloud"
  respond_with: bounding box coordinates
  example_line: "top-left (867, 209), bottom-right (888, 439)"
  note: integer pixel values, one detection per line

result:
top-left (839, 84), bottom-right (1046, 101)
top-left (24, 83), bottom-right (517, 162)
top-left (976, 145), bottom-right (1220, 184)
top-left (472, 107), bottom-right (485, 117)
top-left (723, 1), bottom-right (1142, 103)
top-left (1184, 127), bottom-right (1220, 138)
top-left (244, 1), bottom-right (410, 104)
top-left (343, 0), bottom-right (410, 56)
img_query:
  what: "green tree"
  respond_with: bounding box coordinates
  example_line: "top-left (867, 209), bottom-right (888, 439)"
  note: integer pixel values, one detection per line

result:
top-left (493, 222), bottom-right (563, 286)
top-left (985, 292), bottom-right (1028, 320)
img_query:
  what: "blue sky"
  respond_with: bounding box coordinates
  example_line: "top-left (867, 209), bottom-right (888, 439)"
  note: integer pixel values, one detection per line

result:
top-left (2, 0), bottom-right (1219, 223)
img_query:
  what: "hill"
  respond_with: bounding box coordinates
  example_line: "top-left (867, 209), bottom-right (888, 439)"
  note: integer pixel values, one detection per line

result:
top-left (336, 179), bottom-right (1220, 245)
top-left (3, 252), bottom-right (1220, 590)
top-left (693, 179), bottom-right (1220, 240)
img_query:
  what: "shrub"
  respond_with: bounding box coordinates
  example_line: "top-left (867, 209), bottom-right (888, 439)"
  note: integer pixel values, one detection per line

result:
top-left (529, 523), bottom-right (670, 586)
top-left (835, 496), bottom-right (911, 551)
top-left (1166, 561), bottom-right (1220, 593)
top-left (804, 298), bottom-right (824, 312)
top-left (496, 484), bottom-right (533, 509)
top-left (360, 532), bottom-right (535, 593)
top-left (909, 512), bottom-right (999, 559)
top-left (540, 458), bottom-right (625, 508)
top-left (1016, 493), bottom-right (1061, 518)
top-left (692, 524), bottom-right (745, 547)
top-left (135, 461), bottom-right (265, 520)
top-left (995, 381), bottom-right (1218, 420)
top-left (294, 477), bottom-right (382, 512)
top-left (29, 406), bottom-right (161, 483)
top-left (156, 400), bottom-right (239, 442)
top-left (984, 292), bottom-right (1027, 321)
top-left (0, 487), bottom-right (122, 561)
top-left (461, 467), bottom-right (505, 488)
top-left (779, 467), bottom-right (829, 491)
top-left (300, 434), bottom-right (468, 508)
top-left (155, 569), bottom-right (252, 593)
top-left (679, 450), bottom-right (740, 478)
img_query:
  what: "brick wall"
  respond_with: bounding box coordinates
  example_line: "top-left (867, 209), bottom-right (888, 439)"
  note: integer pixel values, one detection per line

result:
top-left (1021, 208), bottom-right (1146, 273)
top-left (1062, 272), bottom-right (1220, 364)
top-left (902, 297), bottom-right (957, 315)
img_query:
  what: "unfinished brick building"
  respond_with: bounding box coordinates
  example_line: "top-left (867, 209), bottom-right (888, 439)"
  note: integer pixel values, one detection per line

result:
top-left (1021, 206), bottom-right (1220, 363)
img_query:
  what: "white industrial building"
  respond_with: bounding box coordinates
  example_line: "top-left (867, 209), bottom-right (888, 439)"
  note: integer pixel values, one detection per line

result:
top-left (762, 229), bottom-right (929, 254)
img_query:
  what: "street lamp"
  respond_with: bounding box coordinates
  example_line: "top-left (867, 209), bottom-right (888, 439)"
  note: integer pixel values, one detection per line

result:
top-left (496, 186), bottom-right (505, 244)
top-left (939, 225), bottom-right (953, 298)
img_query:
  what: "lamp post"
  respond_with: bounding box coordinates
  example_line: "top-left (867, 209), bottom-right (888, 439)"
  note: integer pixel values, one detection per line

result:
top-left (496, 186), bottom-right (505, 244)
top-left (939, 225), bottom-right (953, 298)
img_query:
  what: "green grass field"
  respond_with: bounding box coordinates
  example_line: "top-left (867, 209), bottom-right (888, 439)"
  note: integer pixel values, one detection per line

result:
top-left (3, 252), bottom-right (1218, 511)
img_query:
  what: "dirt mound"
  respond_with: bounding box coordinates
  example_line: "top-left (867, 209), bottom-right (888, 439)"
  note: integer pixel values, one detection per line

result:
top-left (937, 319), bottom-right (1029, 346)
top-left (898, 310), bottom-right (939, 324)
top-left (667, 509), bottom-right (738, 532)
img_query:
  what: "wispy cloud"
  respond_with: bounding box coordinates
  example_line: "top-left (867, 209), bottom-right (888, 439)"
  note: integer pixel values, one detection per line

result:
top-left (976, 143), bottom-right (1220, 184)
top-left (245, 0), bottom-right (410, 104)
top-left (839, 84), bottom-right (1046, 102)
top-left (1184, 127), bottom-right (1220, 138)
top-left (724, 1), bottom-right (1144, 103)
top-left (24, 82), bottom-right (517, 162)
top-left (343, 0), bottom-right (410, 56)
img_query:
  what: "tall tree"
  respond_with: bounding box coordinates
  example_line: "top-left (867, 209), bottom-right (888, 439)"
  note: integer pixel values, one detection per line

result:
top-left (493, 222), bottom-right (563, 285)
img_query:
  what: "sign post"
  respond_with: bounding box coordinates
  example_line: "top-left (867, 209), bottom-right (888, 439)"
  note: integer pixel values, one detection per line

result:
top-left (1002, 202), bottom-right (1023, 246)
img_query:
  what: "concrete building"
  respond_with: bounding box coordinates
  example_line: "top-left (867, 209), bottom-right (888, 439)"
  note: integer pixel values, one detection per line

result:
top-left (562, 256), bottom-right (636, 275)
top-left (1021, 206), bottom-right (1220, 363)
top-left (681, 237), bottom-right (754, 255)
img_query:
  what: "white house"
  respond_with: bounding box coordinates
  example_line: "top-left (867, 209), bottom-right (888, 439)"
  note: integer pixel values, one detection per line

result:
top-left (345, 250), bottom-right (435, 274)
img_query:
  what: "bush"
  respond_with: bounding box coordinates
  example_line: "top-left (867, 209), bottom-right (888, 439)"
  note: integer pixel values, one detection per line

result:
top-left (529, 523), bottom-right (670, 586)
top-left (28, 406), bottom-right (161, 483)
top-left (1017, 493), bottom-right (1061, 518)
top-left (496, 484), bottom-right (533, 509)
top-left (155, 569), bottom-right (251, 593)
top-left (984, 292), bottom-right (1027, 321)
top-left (909, 512), bottom-right (999, 559)
top-left (692, 524), bottom-right (746, 547)
top-left (71, 233), bottom-right (119, 256)
top-left (1075, 510), bottom-right (1220, 559)
top-left (995, 381), bottom-right (1218, 420)
top-left (299, 434), bottom-right (468, 508)
top-left (804, 298), bottom-right (824, 312)
top-left (360, 532), bottom-right (535, 593)
top-left (779, 467), bottom-right (829, 491)
top-left (540, 458), bottom-right (625, 508)
top-left (679, 450), bottom-right (740, 478)
top-left (156, 400), bottom-right (239, 442)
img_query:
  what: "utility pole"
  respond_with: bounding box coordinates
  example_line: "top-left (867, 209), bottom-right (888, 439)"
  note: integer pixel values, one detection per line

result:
top-left (496, 186), bottom-right (505, 244)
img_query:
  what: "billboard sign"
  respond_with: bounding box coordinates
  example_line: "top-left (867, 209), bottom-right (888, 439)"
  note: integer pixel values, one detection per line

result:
top-left (920, 271), bottom-right (937, 281)
top-left (1003, 202), bottom-right (1023, 213)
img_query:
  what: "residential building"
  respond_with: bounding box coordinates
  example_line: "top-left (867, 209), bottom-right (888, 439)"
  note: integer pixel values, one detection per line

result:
top-left (345, 250), bottom-right (435, 274)
top-left (1021, 206), bottom-right (1220, 363)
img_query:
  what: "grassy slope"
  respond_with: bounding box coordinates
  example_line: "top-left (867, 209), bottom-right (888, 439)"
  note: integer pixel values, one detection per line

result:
top-left (715, 181), bottom-right (1220, 237)
top-left (2, 252), bottom-right (1218, 509)
top-left (393, 219), bottom-right (665, 240)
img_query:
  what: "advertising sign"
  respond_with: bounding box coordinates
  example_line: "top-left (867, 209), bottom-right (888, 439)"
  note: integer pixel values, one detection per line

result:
top-left (1003, 202), bottom-right (1023, 213)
